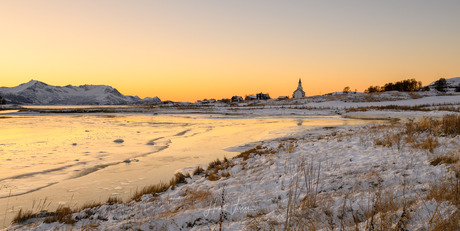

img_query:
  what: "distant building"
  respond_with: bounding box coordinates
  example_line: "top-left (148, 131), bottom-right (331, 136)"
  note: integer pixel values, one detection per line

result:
top-left (197, 99), bottom-right (216, 104)
top-left (277, 96), bottom-right (289, 100)
top-left (219, 98), bottom-right (231, 104)
top-left (231, 96), bottom-right (243, 103)
top-left (245, 95), bottom-right (257, 101)
top-left (292, 79), bottom-right (306, 99)
top-left (256, 93), bottom-right (270, 100)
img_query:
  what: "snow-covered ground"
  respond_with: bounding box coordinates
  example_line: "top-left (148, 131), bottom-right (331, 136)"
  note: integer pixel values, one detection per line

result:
top-left (8, 117), bottom-right (459, 230)
top-left (5, 93), bottom-right (460, 230)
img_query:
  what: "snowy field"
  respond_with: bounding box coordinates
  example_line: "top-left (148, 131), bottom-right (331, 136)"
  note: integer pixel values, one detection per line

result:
top-left (4, 93), bottom-right (460, 230)
top-left (0, 112), bottom-right (374, 229)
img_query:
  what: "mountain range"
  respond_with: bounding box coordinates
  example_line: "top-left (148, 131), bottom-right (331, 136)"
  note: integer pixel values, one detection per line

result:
top-left (0, 80), bottom-right (161, 105)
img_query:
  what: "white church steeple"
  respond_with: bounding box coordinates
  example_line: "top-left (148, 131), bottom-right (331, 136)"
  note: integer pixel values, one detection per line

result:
top-left (293, 78), bottom-right (305, 99)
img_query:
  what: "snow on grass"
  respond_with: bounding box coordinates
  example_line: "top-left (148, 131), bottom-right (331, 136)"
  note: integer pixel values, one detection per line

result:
top-left (9, 115), bottom-right (460, 230)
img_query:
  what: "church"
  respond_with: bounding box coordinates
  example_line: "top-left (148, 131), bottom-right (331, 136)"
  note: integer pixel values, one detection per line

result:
top-left (292, 78), bottom-right (305, 99)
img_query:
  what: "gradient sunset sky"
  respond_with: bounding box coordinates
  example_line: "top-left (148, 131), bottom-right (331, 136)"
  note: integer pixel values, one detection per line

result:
top-left (1, 1), bottom-right (459, 101)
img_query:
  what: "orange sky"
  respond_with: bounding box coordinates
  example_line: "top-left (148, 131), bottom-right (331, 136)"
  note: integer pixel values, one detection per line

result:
top-left (1, 1), bottom-right (459, 101)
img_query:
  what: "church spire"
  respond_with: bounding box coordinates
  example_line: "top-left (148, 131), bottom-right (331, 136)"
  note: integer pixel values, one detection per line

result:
top-left (293, 78), bottom-right (305, 99)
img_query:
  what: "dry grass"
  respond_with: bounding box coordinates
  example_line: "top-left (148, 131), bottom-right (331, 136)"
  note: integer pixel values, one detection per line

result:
top-left (12, 209), bottom-right (36, 224)
top-left (207, 172), bottom-right (221, 181)
top-left (431, 211), bottom-right (460, 231)
top-left (192, 166), bottom-right (204, 176)
top-left (131, 157), bottom-right (233, 201)
top-left (185, 189), bottom-right (212, 202)
top-left (170, 172), bottom-right (190, 190)
top-left (106, 196), bottom-right (123, 204)
top-left (207, 158), bottom-right (223, 170)
top-left (234, 145), bottom-right (275, 161)
top-left (426, 175), bottom-right (460, 206)
top-left (412, 136), bottom-right (439, 153)
top-left (430, 154), bottom-right (459, 166)
top-left (346, 104), bottom-right (460, 113)
top-left (131, 181), bottom-right (171, 202)
top-left (373, 131), bottom-right (403, 150)
top-left (43, 206), bottom-right (75, 224)
top-left (79, 201), bottom-right (103, 211)
top-left (406, 115), bottom-right (460, 137)
top-left (441, 114), bottom-right (460, 136)
top-left (221, 171), bottom-right (231, 178)
top-left (178, 189), bottom-right (213, 211)
top-left (132, 171), bottom-right (192, 201)
top-left (12, 201), bottom-right (104, 225)
top-left (374, 115), bottom-right (459, 153)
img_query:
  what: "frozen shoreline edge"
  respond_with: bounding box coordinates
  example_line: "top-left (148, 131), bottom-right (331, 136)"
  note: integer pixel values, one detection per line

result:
top-left (5, 98), bottom-right (460, 230)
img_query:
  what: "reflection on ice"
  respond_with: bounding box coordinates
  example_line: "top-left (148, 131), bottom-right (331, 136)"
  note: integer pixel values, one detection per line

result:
top-left (0, 113), bottom-right (379, 226)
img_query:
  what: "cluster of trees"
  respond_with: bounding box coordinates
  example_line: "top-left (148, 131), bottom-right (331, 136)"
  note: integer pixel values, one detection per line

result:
top-left (365, 79), bottom-right (422, 93)
top-left (433, 78), bottom-right (447, 92)
top-left (0, 95), bottom-right (5, 104)
top-left (432, 78), bottom-right (460, 92)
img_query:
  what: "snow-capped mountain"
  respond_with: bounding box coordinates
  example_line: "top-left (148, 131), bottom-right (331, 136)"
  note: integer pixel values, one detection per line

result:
top-left (0, 80), bottom-right (161, 105)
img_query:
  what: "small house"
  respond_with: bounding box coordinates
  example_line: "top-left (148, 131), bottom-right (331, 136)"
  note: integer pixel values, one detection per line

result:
top-left (231, 96), bottom-right (243, 103)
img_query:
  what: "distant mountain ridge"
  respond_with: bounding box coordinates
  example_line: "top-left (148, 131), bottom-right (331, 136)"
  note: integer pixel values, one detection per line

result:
top-left (0, 80), bottom-right (161, 105)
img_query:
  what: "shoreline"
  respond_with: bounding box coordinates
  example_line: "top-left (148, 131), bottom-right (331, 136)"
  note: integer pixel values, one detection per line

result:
top-left (1, 113), bottom-right (374, 229)
top-left (7, 113), bottom-right (460, 230)
top-left (3, 94), bottom-right (460, 230)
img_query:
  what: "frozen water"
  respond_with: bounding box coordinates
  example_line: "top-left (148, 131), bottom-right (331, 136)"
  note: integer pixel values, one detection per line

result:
top-left (0, 112), bottom-right (377, 227)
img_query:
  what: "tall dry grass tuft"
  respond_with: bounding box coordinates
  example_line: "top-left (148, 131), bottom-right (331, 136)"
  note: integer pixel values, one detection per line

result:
top-left (441, 114), bottom-right (460, 136)
top-left (415, 136), bottom-right (439, 153)
top-left (207, 158), bottom-right (223, 170)
top-left (11, 209), bottom-right (35, 224)
top-left (234, 145), bottom-right (275, 161)
top-left (79, 201), bottom-right (102, 211)
top-left (193, 166), bottom-right (205, 176)
top-left (430, 153), bottom-right (459, 166)
top-left (43, 206), bottom-right (75, 224)
top-left (283, 158), bottom-right (322, 230)
top-left (170, 172), bottom-right (190, 190)
top-left (301, 158), bottom-right (321, 209)
top-left (426, 174), bottom-right (460, 206)
top-left (365, 188), bottom-right (402, 230)
top-left (131, 181), bottom-right (171, 202)
top-left (373, 130), bottom-right (403, 150)
top-left (431, 211), bottom-right (460, 231)
top-left (106, 196), bottom-right (122, 205)
top-left (207, 172), bottom-right (221, 181)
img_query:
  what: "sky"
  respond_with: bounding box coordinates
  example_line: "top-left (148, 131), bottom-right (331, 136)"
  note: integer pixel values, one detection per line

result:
top-left (1, 1), bottom-right (459, 101)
